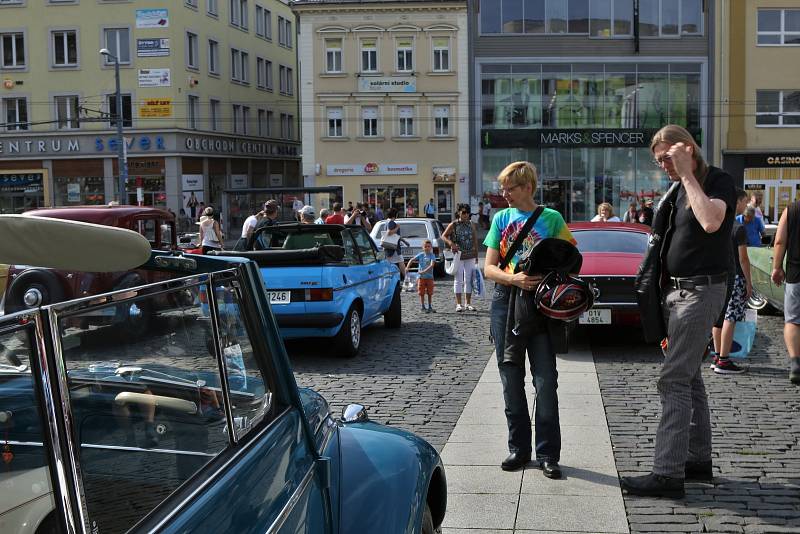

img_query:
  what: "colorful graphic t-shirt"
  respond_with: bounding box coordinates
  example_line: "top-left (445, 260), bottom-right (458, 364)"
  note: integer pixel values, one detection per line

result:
top-left (483, 207), bottom-right (575, 274)
top-left (413, 252), bottom-right (437, 279)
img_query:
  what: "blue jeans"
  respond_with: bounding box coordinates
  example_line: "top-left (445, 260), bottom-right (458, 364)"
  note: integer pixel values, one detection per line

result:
top-left (490, 284), bottom-right (561, 461)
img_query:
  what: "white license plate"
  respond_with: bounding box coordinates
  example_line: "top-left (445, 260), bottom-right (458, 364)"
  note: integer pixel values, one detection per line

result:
top-left (579, 309), bottom-right (611, 325)
top-left (268, 291), bottom-right (291, 305)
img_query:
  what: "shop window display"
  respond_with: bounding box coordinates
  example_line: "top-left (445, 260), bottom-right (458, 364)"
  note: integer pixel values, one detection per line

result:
top-left (55, 176), bottom-right (104, 205)
top-left (362, 186), bottom-right (418, 217)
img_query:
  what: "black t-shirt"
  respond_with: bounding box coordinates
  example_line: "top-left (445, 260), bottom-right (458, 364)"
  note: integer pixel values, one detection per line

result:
top-left (731, 222), bottom-right (747, 277)
top-left (786, 201), bottom-right (800, 283)
top-left (665, 166), bottom-right (736, 277)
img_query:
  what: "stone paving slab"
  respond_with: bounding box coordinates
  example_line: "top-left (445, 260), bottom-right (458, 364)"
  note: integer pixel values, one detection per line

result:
top-left (516, 494), bottom-right (629, 532)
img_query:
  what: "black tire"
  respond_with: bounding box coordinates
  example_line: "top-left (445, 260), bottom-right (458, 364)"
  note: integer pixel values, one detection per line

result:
top-left (113, 274), bottom-right (151, 340)
top-left (384, 285), bottom-right (402, 328)
top-left (4, 271), bottom-right (65, 314)
top-left (421, 504), bottom-right (435, 534)
top-left (335, 303), bottom-right (362, 357)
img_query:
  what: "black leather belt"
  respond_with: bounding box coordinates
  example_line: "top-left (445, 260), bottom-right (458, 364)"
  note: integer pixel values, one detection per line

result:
top-left (668, 273), bottom-right (727, 290)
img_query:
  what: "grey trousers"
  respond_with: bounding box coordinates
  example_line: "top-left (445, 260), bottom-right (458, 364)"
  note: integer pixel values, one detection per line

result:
top-left (653, 281), bottom-right (727, 478)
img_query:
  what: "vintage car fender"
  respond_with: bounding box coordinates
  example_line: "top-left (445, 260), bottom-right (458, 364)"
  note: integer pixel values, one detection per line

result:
top-left (337, 421), bottom-right (446, 533)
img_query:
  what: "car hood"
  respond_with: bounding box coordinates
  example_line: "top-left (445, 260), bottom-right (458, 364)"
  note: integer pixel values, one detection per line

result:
top-left (580, 253), bottom-right (643, 276)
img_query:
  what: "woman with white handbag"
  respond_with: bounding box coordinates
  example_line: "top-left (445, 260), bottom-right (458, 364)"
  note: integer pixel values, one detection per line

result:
top-left (381, 208), bottom-right (406, 279)
top-left (443, 204), bottom-right (479, 311)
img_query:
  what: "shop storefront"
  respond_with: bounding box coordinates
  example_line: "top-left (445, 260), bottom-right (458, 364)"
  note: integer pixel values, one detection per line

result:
top-left (728, 153), bottom-right (800, 223)
top-left (0, 169), bottom-right (46, 214)
top-left (478, 61), bottom-right (705, 221)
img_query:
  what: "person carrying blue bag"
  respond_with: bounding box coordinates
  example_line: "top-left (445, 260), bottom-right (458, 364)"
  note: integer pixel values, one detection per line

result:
top-left (710, 188), bottom-right (752, 374)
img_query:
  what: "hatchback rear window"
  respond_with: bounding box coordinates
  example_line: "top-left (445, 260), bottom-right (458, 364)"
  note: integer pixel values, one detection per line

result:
top-left (572, 230), bottom-right (648, 253)
top-left (396, 222), bottom-right (428, 238)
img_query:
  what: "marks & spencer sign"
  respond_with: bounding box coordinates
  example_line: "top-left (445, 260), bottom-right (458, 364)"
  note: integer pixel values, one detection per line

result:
top-left (481, 128), bottom-right (703, 148)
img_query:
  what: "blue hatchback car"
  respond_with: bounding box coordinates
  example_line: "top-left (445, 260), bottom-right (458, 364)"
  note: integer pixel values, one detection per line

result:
top-left (0, 215), bottom-right (446, 534)
top-left (224, 223), bottom-right (402, 357)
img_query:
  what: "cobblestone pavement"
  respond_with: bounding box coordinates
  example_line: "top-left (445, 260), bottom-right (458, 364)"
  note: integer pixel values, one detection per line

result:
top-left (289, 276), bottom-right (494, 451)
top-left (592, 315), bottom-right (800, 534)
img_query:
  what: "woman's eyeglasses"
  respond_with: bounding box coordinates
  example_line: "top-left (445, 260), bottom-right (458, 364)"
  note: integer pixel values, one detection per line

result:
top-left (499, 184), bottom-right (521, 195)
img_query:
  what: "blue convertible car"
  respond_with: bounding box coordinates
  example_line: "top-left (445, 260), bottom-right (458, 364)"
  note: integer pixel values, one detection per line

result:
top-left (0, 215), bottom-right (445, 534)
top-left (220, 223), bottom-right (402, 357)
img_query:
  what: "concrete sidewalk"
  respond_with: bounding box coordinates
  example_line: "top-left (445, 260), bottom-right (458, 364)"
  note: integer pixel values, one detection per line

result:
top-left (440, 346), bottom-right (629, 534)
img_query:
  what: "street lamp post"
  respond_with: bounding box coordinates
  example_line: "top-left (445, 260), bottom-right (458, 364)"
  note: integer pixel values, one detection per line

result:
top-left (99, 48), bottom-right (128, 205)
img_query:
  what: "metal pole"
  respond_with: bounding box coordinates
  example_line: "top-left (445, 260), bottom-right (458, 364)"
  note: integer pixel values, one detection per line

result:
top-left (113, 56), bottom-right (128, 204)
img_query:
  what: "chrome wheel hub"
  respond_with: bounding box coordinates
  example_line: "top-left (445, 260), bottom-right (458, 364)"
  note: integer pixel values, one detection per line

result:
top-left (23, 288), bottom-right (43, 307)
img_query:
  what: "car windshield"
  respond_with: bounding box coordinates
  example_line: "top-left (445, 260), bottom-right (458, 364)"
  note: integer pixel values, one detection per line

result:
top-left (395, 222), bottom-right (429, 238)
top-left (572, 230), bottom-right (648, 254)
top-left (254, 228), bottom-right (343, 250)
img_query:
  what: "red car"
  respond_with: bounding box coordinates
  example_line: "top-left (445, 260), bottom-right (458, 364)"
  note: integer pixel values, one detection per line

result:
top-left (568, 222), bottom-right (650, 327)
top-left (1, 205), bottom-right (177, 316)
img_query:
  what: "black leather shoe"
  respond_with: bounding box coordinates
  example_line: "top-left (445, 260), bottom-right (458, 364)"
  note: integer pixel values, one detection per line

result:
top-left (620, 473), bottom-right (685, 498)
top-left (541, 460), bottom-right (562, 479)
top-left (684, 460), bottom-right (713, 481)
top-left (501, 452), bottom-right (531, 471)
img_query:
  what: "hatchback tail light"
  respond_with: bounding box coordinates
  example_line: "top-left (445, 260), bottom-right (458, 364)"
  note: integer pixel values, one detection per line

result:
top-left (306, 288), bottom-right (333, 301)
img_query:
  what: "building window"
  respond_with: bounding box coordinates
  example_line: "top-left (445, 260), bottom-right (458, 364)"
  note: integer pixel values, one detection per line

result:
top-left (279, 65), bottom-right (293, 95)
top-left (242, 105), bottom-right (250, 135)
top-left (327, 106), bottom-right (343, 137)
top-left (207, 0), bottom-right (218, 16)
top-left (230, 0), bottom-right (248, 30)
top-left (188, 95), bottom-right (199, 129)
top-left (266, 110), bottom-right (273, 136)
top-left (1, 33), bottom-right (25, 69)
top-left (278, 16), bottom-right (292, 47)
top-left (638, 0), bottom-right (703, 37)
top-left (257, 108), bottom-right (266, 136)
top-left (280, 113), bottom-right (293, 139)
top-left (589, 0), bottom-right (634, 37)
top-left (208, 39), bottom-right (219, 74)
top-left (758, 9), bottom-right (800, 45)
top-left (255, 5), bottom-right (271, 39)
top-left (103, 28), bottom-right (130, 64)
top-left (432, 37), bottom-right (449, 72)
top-left (186, 32), bottom-right (199, 69)
top-left (55, 95), bottom-right (80, 129)
top-left (325, 38), bottom-right (342, 73)
top-left (361, 38), bottom-right (377, 72)
top-left (3, 97), bottom-right (28, 131)
top-left (107, 93), bottom-right (132, 128)
top-left (52, 30), bottom-right (78, 67)
top-left (756, 90), bottom-right (800, 126)
top-left (231, 48), bottom-right (249, 83)
top-left (256, 57), bottom-right (273, 90)
top-left (434, 105), bottom-right (449, 136)
top-left (210, 98), bottom-right (220, 131)
top-left (362, 106), bottom-right (378, 137)
top-left (233, 104), bottom-right (241, 133)
top-left (396, 38), bottom-right (413, 72)
top-left (185, 0), bottom-right (198, 8)
top-left (398, 105), bottom-right (414, 136)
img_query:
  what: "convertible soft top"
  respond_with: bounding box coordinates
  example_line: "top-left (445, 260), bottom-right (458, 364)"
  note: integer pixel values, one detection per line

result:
top-left (213, 245), bottom-right (346, 266)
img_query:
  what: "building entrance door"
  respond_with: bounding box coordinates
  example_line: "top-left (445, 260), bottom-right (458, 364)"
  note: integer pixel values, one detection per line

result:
top-left (435, 185), bottom-right (454, 223)
top-left (744, 168), bottom-right (800, 223)
top-left (538, 179), bottom-right (571, 221)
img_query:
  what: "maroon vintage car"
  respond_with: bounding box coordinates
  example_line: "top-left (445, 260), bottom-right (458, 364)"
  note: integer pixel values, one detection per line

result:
top-left (1, 205), bottom-right (177, 317)
top-left (568, 221), bottom-right (650, 327)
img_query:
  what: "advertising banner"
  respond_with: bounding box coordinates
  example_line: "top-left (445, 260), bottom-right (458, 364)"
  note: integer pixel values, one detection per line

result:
top-left (357, 76), bottom-right (416, 93)
top-left (136, 9), bottom-right (169, 29)
top-left (182, 174), bottom-right (203, 191)
top-left (432, 167), bottom-right (457, 183)
top-left (138, 69), bottom-right (171, 88)
top-left (327, 163), bottom-right (417, 176)
top-left (231, 175), bottom-right (248, 189)
top-left (137, 38), bottom-right (170, 57)
top-left (139, 98), bottom-right (173, 118)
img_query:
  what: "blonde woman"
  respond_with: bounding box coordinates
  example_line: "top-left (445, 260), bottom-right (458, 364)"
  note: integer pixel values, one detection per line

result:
top-left (591, 202), bottom-right (621, 222)
top-left (199, 206), bottom-right (224, 254)
top-left (483, 161), bottom-right (576, 478)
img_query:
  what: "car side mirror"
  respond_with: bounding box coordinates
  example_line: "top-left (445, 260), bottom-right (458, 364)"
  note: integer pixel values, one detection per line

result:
top-left (341, 403), bottom-right (369, 423)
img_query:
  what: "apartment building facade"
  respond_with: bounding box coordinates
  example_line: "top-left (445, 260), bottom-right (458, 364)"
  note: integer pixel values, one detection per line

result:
top-left (0, 0), bottom-right (299, 231)
top-left (470, 0), bottom-right (713, 222)
top-left (714, 0), bottom-right (800, 223)
top-left (293, 0), bottom-right (468, 222)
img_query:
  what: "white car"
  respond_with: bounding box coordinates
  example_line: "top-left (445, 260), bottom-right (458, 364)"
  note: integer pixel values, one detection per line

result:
top-left (371, 218), bottom-right (447, 276)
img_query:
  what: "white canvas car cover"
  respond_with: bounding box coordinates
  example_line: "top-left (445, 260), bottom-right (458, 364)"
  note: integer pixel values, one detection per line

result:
top-left (0, 215), bottom-right (151, 272)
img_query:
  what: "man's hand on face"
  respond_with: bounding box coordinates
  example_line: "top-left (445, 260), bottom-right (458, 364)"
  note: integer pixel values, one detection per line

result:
top-left (667, 142), bottom-right (695, 179)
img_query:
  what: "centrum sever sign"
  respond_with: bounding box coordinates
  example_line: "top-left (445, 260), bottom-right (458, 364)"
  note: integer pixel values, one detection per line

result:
top-left (357, 76), bottom-right (416, 93)
top-left (327, 163), bottom-right (418, 176)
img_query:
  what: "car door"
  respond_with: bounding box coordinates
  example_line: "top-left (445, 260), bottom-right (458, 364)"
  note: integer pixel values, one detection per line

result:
top-left (351, 228), bottom-right (385, 321)
top-left (34, 269), bottom-right (332, 534)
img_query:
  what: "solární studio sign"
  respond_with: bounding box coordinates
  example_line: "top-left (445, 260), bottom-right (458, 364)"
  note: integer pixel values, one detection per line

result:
top-left (481, 128), bottom-right (703, 148)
